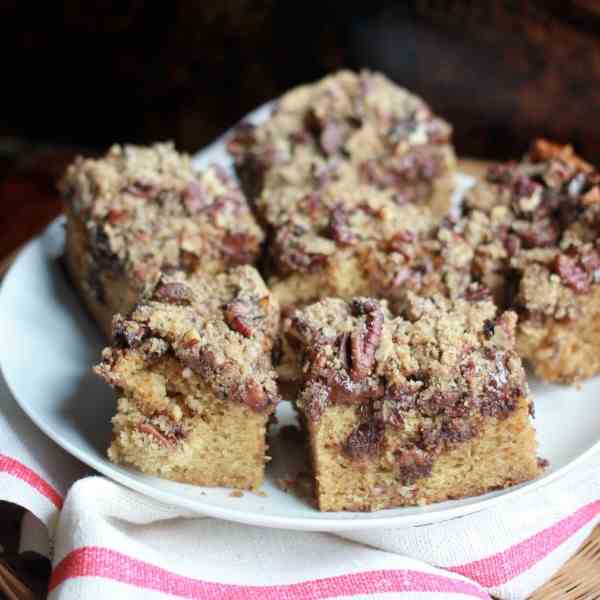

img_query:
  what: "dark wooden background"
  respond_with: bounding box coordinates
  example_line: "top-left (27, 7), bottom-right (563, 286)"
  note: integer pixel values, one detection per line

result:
top-left (1, 1), bottom-right (599, 156)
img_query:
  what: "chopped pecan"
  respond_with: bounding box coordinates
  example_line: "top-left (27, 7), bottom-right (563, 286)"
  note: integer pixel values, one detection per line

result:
top-left (344, 420), bottom-right (384, 459)
top-left (328, 206), bottom-right (357, 245)
top-left (320, 120), bottom-right (348, 155)
top-left (183, 181), bottom-right (211, 214)
top-left (177, 346), bottom-right (220, 379)
top-left (153, 282), bottom-right (195, 305)
top-left (349, 302), bottom-right (384, 382)
top-left (223, 300), bottom-right (254, 337)
top-left (555, 253), bottom-right (592, 293)
top-left (244, 380), bottom-right (268, 411)
top-left (124, 180), bottom-right (157, 198)
top-left (416, 390), bottom-right (465, 418)
top-left (138, 423), bottom-right (176, 448)
top-left (112, 318), bottom-right (149, 349)
top-left (221, 232), bottom-right (258, 266)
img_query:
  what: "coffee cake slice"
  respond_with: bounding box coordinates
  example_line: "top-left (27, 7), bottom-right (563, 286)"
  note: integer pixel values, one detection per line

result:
top-left (228, 70), bottom-right (456, 309)
top-left (61, 142), bottom-right (264, 337)
top-left (95, 266), bottom-right (279, 490)
top-left (464, 139), bottom-right (600, 382)
top-left (284, 294), bottom-right (540, 511)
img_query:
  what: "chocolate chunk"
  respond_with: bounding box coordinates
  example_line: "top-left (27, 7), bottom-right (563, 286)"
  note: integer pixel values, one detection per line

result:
top-left (419, 418), bottom-right (478, 452)
top-left (124, 180), bottom-right (156, 198)
top-left (344, 421), bottom-right (384, 459)
top-left (177, 346), bottom-right (220, 380)
top-left (153, 282), bottom-right (195, 305)
top-left (395, 448), bottom-right (433, 485)
top-left (464, 284), bottom-right (491, 302)
top-left (221, 232), bottom-right (258, 266)
top-left (273, 227), bottom-right (329, 274)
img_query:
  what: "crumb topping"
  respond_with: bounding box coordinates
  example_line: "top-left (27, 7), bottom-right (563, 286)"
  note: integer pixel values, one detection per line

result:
top-left (61, 143), bottom-right (264, 286)
top-left (228, 70), bottom-right (455, 284)
top-left (95, 266), bottom-right (280, 414)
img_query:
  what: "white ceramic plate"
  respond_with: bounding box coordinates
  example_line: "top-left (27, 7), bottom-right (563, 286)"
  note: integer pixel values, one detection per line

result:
top-left (2, 105), bottom-right (600, 532)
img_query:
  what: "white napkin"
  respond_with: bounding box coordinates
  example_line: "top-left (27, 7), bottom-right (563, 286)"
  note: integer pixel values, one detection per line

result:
top-left (2, 373), bottom-right (599, 599)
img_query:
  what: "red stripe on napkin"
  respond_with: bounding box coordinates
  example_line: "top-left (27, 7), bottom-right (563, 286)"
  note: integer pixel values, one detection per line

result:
top-left (449, 499), bottom-right (600, 587)
top-left (50, 546), bottom-right (489, 599)
top-left (0, 453), bottom-right (63, 509)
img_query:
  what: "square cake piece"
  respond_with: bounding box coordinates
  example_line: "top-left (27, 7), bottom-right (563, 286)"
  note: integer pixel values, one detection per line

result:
top-left (228, 70), bottom-right (456, 309)
top-left (95, 265), bottom-right (280, 490)
top-left (61, 142), bottom-right (264, 337)
top-left (464, 139), bottom-right (600, 382)
top-left (284, 293), bottom-right (540, 511)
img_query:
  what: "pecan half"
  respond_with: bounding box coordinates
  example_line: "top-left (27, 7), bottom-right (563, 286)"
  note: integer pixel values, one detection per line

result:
top-left (328, 206), bottom-right (357, 245)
